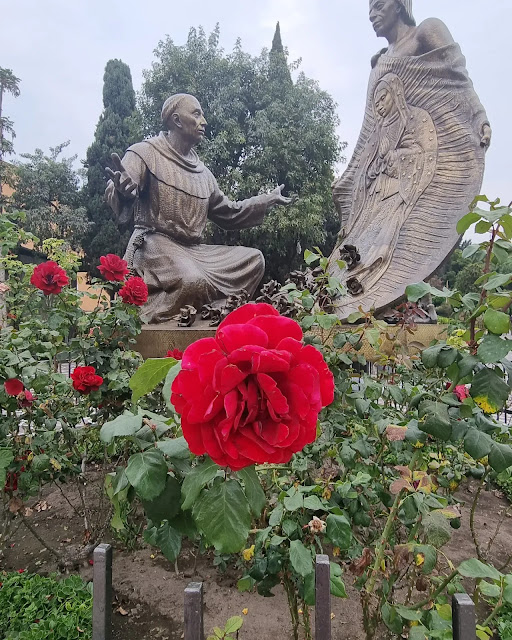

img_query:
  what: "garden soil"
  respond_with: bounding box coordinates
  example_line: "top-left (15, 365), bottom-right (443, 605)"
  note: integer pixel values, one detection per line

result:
top-left (1, 478), bottom-right (511, 640)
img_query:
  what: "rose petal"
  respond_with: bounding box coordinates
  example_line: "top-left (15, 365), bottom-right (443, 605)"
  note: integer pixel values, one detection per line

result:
top-left (218, 303), bottom-right (279, 329)
top-left (216, 324), bottom-right (269, 353)
top-left (248, 315), bottom-right (303, 348)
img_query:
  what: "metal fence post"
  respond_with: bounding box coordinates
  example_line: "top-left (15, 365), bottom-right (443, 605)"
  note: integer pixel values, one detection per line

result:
top-left (92, 543), bottom-right (113, 640)
top-left (315, 554), bottom-right (331, 640)
top-left (184, 582), bottom-right (204, 640)
top-left (452, 594), bottom-right (476, 640)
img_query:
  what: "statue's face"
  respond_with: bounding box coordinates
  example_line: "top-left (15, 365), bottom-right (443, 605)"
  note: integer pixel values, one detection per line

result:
top-left (374, 87), bottom-right (394, 118)
top-left (174, 96), bottom-right (207, 144)
top-left (369, 0), bottom-right (399, 38)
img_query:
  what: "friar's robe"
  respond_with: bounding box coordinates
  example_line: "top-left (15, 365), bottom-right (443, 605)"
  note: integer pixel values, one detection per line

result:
top-left (106, 133), bottom-right (268, 323)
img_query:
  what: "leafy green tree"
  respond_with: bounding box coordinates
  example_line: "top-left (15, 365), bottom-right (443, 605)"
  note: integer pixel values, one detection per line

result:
top-left (138, 25), bottom-right (344, 281)
top-left (82, 59), bottom-right (138, 276)
top-left (0, 67), bottom-right (21, 211)
top-left (13, 142), bottom-right (91, 250)
top-left (455, 262), bottom-right (483, 295)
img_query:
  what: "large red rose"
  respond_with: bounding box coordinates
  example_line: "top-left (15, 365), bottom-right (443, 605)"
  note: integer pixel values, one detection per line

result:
top-left (98, 254), bottom-right (129, 282)
top-left (4, 379), bottom-right (24, 396)
top-left (171, 303), bottom-right (334, 470)
top-left (119, 277), bottom-right (148, 306)
top-left (30, 261), bottom-right (69, 295)
top-left (71, 366), bottom-right (104, 394)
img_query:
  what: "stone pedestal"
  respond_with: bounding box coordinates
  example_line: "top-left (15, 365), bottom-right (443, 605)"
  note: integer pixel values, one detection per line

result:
top-left (136, 320), bottom-right (448, 361)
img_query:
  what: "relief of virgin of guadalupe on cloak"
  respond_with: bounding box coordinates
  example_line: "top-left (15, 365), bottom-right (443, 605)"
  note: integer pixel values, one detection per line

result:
top-left (330, 1), bottom-right (491, 319)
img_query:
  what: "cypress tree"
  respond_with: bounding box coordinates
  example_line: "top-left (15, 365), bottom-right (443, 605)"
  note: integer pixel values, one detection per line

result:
top-left (82, 59), bottom-right (138, 276)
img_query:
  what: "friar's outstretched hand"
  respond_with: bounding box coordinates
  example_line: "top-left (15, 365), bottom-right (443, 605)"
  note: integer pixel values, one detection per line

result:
top-left (268, 184), bottom-right (294, 208)
top-left (105, 153), bottom-right (138, 199)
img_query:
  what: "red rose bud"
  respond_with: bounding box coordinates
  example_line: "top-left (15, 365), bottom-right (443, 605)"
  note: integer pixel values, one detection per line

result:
top-left (98, 254), bottom-right (130, 282)
top-left (4, 379), bottom-right (24, 396)
top-left (71, 366), bottom-right (104, 395)
top-left (171, 303), bottom-right (334, 470)
top-left (30, 261), bottom-right (69, 295)
top-left (166, 348), bottom-right (183, 360)
top-left (454, 385), bottom-right (469, 402)
top-left (18, 390), bottom-right (35, 408)
top-left (119, 277), bottom-right (148, 306)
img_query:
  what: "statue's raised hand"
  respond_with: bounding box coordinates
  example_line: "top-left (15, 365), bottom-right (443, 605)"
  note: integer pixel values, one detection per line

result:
top-left (481, 123), bottom-right (492, 150)
top-left (269, 184), bottom-right (294, 208)
top-left (105, 153), bottom-right (138, 199)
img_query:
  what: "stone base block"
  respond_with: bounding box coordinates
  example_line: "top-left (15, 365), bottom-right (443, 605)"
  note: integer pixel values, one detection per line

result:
top-left (136, 319), bottom-right (449, 361)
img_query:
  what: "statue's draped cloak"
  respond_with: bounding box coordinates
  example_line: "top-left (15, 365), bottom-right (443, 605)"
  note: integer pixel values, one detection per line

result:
top-left (330, 43), bottom-right (488, 318)
top-left (106, 133), bottom-right (268, 323)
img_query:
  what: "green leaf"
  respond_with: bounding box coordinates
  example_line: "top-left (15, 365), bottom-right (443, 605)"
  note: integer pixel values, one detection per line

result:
top-left (289, 540), bottom-right (313, 577)
top-left (421, 345), bottom-right (443, 369)
top-left (464, 428), bottom-right (493, 461)
top-left (406, 281), bottom-right (431, 302)
top-left (479, 581), bottom-right (501, 598)
top-left (0, 449), bottom-right (13, 487)
top-left (483, 273), bottom-right (512, 290)
top-left (237, 466), bottom-right (266, 518)
top-left (462, 244), bottom-right (480, 259)
top-left (483, 308), bottom-right (511, 335)
top-left (237, 575), bottom-right (256, 592)
top-left (330, 562), bottom-right (347, 598)
top-left (458, 559), bottom-right (501, 581)
top-left (478, 335), bottom-right (512, 364)
top-left (100, 412), bottom-right (142, 443)
top-left (181, 458), bottom-right (219, 511)
top-left (470, 367), bottom-right (511, 413)
top-left (413, 544), bottom-right (438, 574)
top-left (224, 617), bottom-right (243, 634)
top-left (347, 311), bottom-right (364, 324)
top-left (162, 361), bottom-right (182, 412)
top-left (381, 602), bottom-right (403, 635)
top-left (284, 489), bottom-right (304, 511)
top-left (457, 211), bottom-right (481, 234)
top-left (394, 605), bottom-right (423, 622)
top-left (155, 521), bottom-right (182, 563)
top-left (125, 449), bottom-right (168, 501)
top-left (303, 495), bottom-right (326, 511)
top-left (156, 437), bottom-right (190, 459)
top-left (488, 442), bottom-right (512, 473)
top-left (268, 502), bottom-right (284, 527)
top-left (418, 401), bottom-right (452, 441)
top-left (142, 475), bottom-right (181, 524)
top-left (326, 514), bottom-right (352, 550)
top-left (193, 479), bottom-right (252, 553)
top-left (130, 357), bottom-right (176, 405)
top-left (422, 512), bottom-right (452, 548)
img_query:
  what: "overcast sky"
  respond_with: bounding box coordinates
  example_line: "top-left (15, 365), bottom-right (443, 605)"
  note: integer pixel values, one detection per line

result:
top-left (1, 0), bottom-right (509, 213)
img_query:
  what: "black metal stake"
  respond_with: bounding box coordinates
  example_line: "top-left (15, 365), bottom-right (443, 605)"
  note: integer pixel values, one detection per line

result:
top-left (315, 554), bottom-right (331, 640)
top-left (452, 594), bottom-right (476, 640)
top-left (92, 543), bottom-right (113, 640)
top-left (184, 582), bottom-right (204, 640)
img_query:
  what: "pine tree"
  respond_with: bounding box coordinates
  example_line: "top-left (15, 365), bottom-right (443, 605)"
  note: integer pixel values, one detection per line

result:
top-left (82, 59), bottom-right (138, 276)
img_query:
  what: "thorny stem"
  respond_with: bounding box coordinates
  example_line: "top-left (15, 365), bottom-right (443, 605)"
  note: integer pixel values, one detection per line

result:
top-left (302, 602), bottom-right (312, 640)
top-left (469, 224), bottom-right (498, 353)
top-left (366, 488), bottom-right (404, 594)
top-left (283, 572), bottom-right (300, 640)
top-left (469, 469), bottom-right (490, 561)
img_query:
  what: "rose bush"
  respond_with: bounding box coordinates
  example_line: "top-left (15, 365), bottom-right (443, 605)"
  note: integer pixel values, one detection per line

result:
top-left (29, 261), bottom-right (69, 295)
top-left (171, 303), bottom-right (334, 470)
top-left (98, 254), bottom-right (129, 282)
top-left (119, 276), bottom-right (148, 306)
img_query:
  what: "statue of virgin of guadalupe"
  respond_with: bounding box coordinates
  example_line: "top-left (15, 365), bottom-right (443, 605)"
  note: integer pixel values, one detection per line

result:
top-left (330, 0), bottom-right (490, 319)
top-left (342, 73), bottom-right (437, 297)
